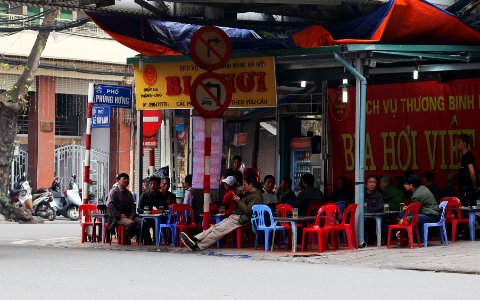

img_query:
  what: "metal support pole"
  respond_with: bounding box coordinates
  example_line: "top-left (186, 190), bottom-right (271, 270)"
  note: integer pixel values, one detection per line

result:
top-left (135, 110), bottom-right (143, 202)
top-left (203, 118), bottom-right (211, 230)
top-left (149, 148), bottom-right (155, 176)
top-left (334, 53), bottom-right (367, 248)
top-left (83, 83), bottom-right (94, 204)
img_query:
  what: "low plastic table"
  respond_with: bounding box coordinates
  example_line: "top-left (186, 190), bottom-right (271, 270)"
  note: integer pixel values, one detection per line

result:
top-left (364, 211), bottom-right (400, 247)
top-left (271, 216), bottom-right (316, 253)
top-left (139, 214), bottom-right (168, 246)
top-left (460, 207), bottom-right (480, 241)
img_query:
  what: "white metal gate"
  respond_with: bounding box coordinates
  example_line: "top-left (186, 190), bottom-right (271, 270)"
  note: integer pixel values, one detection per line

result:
top-left (10, 149), bottom-right (28, 189)
top-left (54, 142), bottom-right (109, 202)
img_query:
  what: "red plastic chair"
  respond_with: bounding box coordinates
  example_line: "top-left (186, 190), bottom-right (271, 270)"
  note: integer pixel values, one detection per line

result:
top-left (387, 202), bottom-right (421, 249)
top-left (224, 224), bottom-right (254, 249)
top-left (301, 204), bottom-right (338, 252)
top-left (441, 197), bottom-right (470, 242)
top-left (172, 204), bottom-right (197, 248)
top-left (79, 204), bottom-right (99, 243)
top-left (306, 202), bottom-right (324, 216)
top-left (108, 224), bottom-right (126, 245)
top-left (332, 204), bottom-right (358, 250)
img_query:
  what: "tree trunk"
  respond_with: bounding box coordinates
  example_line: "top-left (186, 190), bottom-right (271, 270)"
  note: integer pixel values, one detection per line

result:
top-left (0, 9), bottom-right (58, 213)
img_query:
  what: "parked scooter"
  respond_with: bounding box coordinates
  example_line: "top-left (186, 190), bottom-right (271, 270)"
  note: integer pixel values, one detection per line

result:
top-left (62, 175), bottom-right (82, 221)
top-left (11, 177), bottom-right (56, 221)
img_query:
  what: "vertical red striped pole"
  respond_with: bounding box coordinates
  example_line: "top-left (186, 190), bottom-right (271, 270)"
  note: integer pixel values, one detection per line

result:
top-left (83, 83), bottom-right (94, 204)
top-left (149, 148), bottom-right (155, 176)
top-left (203, 117), bottom-right (211, 230)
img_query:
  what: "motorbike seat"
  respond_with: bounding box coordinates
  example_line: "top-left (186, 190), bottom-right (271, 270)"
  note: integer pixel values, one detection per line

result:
top-left (51, 190), bottom-right (64, 198)
top-left (32, 193), bottom-right (48, 200)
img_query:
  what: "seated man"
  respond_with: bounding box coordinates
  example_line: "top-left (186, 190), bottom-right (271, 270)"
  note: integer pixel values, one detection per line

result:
top-left (137, 176), bottom-right (166, 244)
top-left (380, 176), bottom-right (404, 211)
top-left (221, 176), bottom-right (239, 216)
top-left (183, 174), bottom-right (194, 207)
top-left (262, 175), bottom-right (277, 211)
top-left (278, 177), bottom-right (296, 207)
top-left (400, 174), bottom-right (441, 242)
top-left (180, 176), bottom-right (263, 251)
top-left (295, 173), bottom-right (324, 216)
top-left (160, 177), bottom-right (177, 205)
top-left (107, 173), bottom-right (140, 244)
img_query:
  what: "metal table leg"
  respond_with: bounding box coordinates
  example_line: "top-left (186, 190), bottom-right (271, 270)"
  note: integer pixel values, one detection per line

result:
top-left (375, 216), bottom-right (382, 247)
top-left (469, 212), bottom-right (476, 241)
top-left (291, 221), bottom-right (297, 253)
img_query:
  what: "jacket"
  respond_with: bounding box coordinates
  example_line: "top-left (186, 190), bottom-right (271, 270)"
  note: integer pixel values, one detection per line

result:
top-left (232, 188), bottom-right (263, 225)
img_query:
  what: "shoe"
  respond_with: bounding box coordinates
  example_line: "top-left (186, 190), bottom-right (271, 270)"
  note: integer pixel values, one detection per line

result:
top-left (181, 232), bottom-right (198, 251)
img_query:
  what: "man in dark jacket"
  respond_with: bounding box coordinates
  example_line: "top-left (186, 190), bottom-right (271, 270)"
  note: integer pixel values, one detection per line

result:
top-left (137, 176), bottom-right (166, 244)
top-left (295, 173), bottom-right (324, 216)
top-left (107, 173), bottom-right (140, 243)
top-left (181, 176), bottom-right (262, 251)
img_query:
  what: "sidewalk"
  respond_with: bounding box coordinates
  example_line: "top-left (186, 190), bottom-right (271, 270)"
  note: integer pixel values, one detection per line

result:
top-left (24, 235), bottom-right (480, 275)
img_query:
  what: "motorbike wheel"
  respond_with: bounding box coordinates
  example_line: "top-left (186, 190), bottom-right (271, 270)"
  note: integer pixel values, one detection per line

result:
top-left (47, 207), bottom-right (56, 221)
top-left (67, 206), bottom-right (79, 221)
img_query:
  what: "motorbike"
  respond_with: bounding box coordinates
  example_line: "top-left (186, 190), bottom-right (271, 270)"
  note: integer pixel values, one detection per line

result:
top-left (61, 175), bottom-right (82, 221)
top-left (11, 178), bottom-right (56, 221)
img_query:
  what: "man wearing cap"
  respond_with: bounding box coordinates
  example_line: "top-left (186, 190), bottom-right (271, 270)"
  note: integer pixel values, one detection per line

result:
top-left (222, 176), bottom-right (238, 216)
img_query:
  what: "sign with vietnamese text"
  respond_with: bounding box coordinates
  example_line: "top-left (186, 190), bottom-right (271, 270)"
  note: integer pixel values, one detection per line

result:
top-left (94, 84), bottom-right (132, 108)
top-left (134, 57), bottom-right (276, 110)
top-left (328, 78), bottom-right (480, 188)
top-left (192, 116), bottom-right (223, 189)
top-left (92, 106), bottom-right (110, 128)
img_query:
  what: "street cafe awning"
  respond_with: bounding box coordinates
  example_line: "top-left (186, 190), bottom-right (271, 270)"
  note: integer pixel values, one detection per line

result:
top-left (88, 0), bottom-right (480, 58)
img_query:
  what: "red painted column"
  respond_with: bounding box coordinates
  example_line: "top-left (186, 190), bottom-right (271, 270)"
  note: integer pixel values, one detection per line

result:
top-left (109, 107), bottom-right (132, 187)
top-left (28, 76), bottom-right (56, 190)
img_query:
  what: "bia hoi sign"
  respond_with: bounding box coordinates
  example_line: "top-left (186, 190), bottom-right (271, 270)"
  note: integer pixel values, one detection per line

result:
top-left (94, 84), bottom-right (132, 108)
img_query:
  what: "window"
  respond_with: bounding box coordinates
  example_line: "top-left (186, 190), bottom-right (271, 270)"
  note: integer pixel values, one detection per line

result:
top-left (0, 3), bottom-right (9, 15)
top-left (59, 9), bottom-right (73, 20)
top-left (26, 6), bottom-right (42, 25)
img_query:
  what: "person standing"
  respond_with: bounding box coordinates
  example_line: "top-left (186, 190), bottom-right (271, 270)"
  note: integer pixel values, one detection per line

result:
top-left (457, 134), bottom-right (477, 207)
top-left (107, 173), bottom-right (140, 244)
top-left (183, 174), bottom-right (193, 207)
top-left (160, 177), bottom-right (177, 205)
top-left (180, 176), bottom-right (263, 251)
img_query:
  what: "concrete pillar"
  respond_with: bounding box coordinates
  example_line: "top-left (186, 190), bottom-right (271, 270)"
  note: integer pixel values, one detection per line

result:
top-left (28, 76), bottom-right (55, 190)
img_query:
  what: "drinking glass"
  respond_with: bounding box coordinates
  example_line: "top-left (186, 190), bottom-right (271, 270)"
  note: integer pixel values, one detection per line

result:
top-left (293, 208), bottom-right (299, 218)
top-left (399, 202), bottom-right (405, 211)
top-left (220, 206), bottom-right (225, 214)
top-left (384, 204), bottom-right (390, 213)
top-left (476, 200), bottom-right (480, 209)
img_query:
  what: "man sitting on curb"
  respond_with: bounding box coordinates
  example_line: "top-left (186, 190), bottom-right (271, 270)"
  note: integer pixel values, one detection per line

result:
top-left (181, 176), bottom-right (263, 251)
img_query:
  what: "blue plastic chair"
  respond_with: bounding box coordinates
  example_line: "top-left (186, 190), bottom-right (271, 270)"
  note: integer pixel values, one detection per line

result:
top-left (252, 205), bottom-right (287, 251)
top-left (159, 206), bottom-right (176, 246)
top-left (423, 201), bottom-right (448, 248)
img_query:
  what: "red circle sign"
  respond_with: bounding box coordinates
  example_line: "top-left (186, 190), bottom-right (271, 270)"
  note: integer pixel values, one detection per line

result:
top-left (143, 65), bottom-right (157, 86)
top-left (142, 110), bottom-right (162, 137)
top-left (190, 72), bottom-right (232, 118)
top-left (189, 26), bottom-right (232, 71)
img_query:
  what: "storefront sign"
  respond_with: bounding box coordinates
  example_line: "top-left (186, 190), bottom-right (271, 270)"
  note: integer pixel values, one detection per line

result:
top-left (233, 132), bottom-right (247, 146)
top-left (328, 78), bottom-right (480, 186)
top-left (94, 84), bottom-right (132, 108)
top-left (135, 57), bottom-right (277, 110)
top-left (192, 116), bottom-right (223, 189)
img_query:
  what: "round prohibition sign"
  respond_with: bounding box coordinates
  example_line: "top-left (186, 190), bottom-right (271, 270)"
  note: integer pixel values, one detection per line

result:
top-left (190, 72), bottom-right (232, 118)
top-left (189, 26), bottom-right (232, 71)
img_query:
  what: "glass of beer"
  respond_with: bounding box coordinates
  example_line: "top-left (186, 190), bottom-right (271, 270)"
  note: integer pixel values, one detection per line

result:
top-left (384, 204), bottom-right (390, 213)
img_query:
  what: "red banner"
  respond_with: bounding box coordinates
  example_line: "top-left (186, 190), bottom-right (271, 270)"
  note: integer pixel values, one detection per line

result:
top-left (328, 78), bottom-right (479, 188)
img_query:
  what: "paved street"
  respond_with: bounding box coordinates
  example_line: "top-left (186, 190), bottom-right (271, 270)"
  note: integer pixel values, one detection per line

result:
top-left (1, 223), bottom-right (480, 299)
